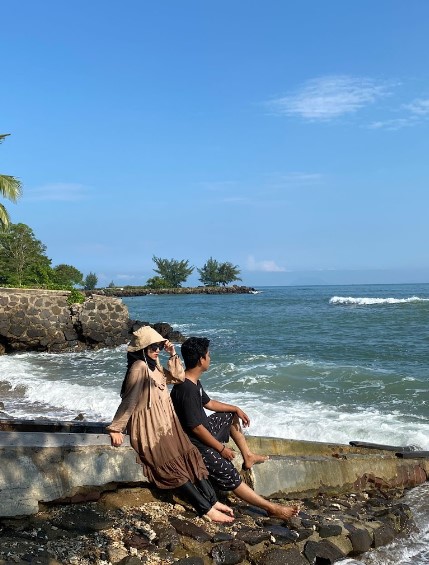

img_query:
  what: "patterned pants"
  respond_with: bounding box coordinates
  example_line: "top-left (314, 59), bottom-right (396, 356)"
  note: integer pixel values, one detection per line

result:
top-left (199, 412), bottom-right (242, 491)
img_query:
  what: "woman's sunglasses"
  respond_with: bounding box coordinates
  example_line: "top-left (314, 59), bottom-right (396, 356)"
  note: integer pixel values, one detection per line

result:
top-left (149, 342), bottom-right (164, 352)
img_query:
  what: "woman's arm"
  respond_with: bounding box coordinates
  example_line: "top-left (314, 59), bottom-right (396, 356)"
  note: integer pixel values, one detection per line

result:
top-left (163, 340), bottom-right (186, 384)
top-left (106, 362), bottom-right (145, 437)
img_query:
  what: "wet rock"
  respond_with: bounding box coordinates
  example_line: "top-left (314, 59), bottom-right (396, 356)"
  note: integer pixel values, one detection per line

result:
top-left (344, 524), bottom-right (372, 554)
top-left (304, 539), bottom-right (346, 563)
top-left (373, 523), bottom-right (396, 548)
top-left (318, 523), bottom-right (343, 538)
top-left (213, 531), bottom-right (235, 542)
top-left (265, 525), bottom-right (299, 544)
top-left (51, 506), bottom-right (114, 533)
top-left (124, 531), bottom-right (152, 550)
top-left (169, 516), bottom-right (211, 542)
top-left (211, 540), bottom-right (248, 565)
top-left (258, 547), bottom-right (309, 564)
top-left (236, 528), bottom-right (271, 545)
top-left (152, 521), bottom-right (180, 551)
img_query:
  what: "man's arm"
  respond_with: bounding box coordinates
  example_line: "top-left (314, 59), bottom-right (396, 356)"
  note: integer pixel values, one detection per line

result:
top-left (204, 399), bottom-right (250, 427)
top-left (191, 424), bottom-right (236, 461)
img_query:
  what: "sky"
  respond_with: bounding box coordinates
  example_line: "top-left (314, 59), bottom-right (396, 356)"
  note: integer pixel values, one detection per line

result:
top-left (1, 0), bottom-right (429, 287)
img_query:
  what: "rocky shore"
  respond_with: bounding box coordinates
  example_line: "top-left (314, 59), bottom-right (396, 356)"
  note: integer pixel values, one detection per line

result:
top-left (90, 285), bottom-right (257, 297)
top-left (0, 483), bottom-right (416, 565)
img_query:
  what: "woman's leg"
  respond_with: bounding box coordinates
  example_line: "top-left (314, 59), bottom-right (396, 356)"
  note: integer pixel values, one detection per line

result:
top-left (196, 478), bottom-right (234, 517)
top-left (177, 481), bottom-right (234, 523)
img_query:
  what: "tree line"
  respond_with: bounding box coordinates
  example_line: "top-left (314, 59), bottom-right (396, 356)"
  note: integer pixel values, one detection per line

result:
top-left (0, 224), bottom-right (242, 290)
top-left (1, 134), bottom-right (242, 290)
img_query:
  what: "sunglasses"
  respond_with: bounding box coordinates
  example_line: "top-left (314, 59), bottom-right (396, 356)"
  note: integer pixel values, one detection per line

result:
top-left (149, 342), bottom-right (164, 352)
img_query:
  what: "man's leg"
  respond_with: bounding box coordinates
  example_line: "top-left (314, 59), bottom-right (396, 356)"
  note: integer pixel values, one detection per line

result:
top-left (233, 482), bottom-right (299, 520)
top-left (229, 413), bottom-right (268, 470)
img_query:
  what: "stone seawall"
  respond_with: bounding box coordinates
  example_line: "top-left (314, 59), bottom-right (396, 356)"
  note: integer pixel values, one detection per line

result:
top-left (0, 288), bottom-right (129, 354)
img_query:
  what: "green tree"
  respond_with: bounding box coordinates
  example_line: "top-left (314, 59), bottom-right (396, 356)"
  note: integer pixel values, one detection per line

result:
top-left (108, 281), bottom-right (116, 288)
top-left (146, 276), bottom-right (170, 289)
top-left (218, 261), bottom-right (241, 286)
top-left (198, 258), bottom-right (241, 286)
top-left (152, 256), bottom-right (194, 288)
top-left (0, 134), bottom-right (22, 229)
top-left (83, 272), bottom-right (98, 290)
top-left (197, 257), bottom-right (222, 286)
top-left (0, 223), bottom-right (52, 286)
top-left (52, 264), bottom-right (83, 287)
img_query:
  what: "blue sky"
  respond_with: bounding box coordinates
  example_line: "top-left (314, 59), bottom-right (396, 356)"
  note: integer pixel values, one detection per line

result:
top-left (2, 0), bottom-right (429, 287)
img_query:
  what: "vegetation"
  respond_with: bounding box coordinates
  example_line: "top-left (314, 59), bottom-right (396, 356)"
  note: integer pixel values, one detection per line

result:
top-left (0, 223), bottom-right (52, 286)
top-left (52, 264), bottom-right (84, 287)
top-left (146, 276), bottom-right (170, 289)
top-left (151, 256), bottom-right (194, 288)
top-left (83, 272), bottom-right (98, 290)
top-left (198, 257), bottom-right (242, 286)
top-left (67, 288), bottom-right (86, 305)
top-left (0, 134), bottom-right (22, 229)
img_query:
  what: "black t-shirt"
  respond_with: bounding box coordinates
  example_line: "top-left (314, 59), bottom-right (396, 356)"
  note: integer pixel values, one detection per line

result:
top-left (171, 378), bottom-right (211, 448)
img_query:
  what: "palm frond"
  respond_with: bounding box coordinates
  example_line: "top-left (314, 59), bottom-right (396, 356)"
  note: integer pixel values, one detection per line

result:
top-left (0, 175), bottom-right (22, 201)
top-left (0, 134), bottom-right (11, 145)
top-left (0, 203), bottom-right (10, 229)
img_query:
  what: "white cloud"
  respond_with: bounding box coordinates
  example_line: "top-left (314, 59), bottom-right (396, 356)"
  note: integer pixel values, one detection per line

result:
top-left (246, 255), bottom-right (286, 272)
top-left (267, 75), bottom-right (389, 121)
top-left (116, 274), bottom-right (136, 280)
top-left (269, 172), bottom-right (323, 187)
top-left (404, 98), bottom-right (429, 116)
top-left (368, 118), bottom-right (414, 131)
top-left (25, 183), bottom-right (91, 201)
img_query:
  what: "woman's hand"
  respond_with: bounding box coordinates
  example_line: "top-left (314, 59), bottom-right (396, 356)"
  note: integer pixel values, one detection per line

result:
top-left (164, 340), bottom-right (176, 357)
top-left (109, 431), bottom-right (124, 447)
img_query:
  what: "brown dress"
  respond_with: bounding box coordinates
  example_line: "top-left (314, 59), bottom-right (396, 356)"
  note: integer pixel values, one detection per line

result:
top-left (106, 356), bottom-right (208, 489)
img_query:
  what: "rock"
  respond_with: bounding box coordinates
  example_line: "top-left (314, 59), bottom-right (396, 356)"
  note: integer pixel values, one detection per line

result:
top-left (265, 525), bottom-right (299, 544)
top-left (107, 546), bottom-right (129, 563)
top-left (318, 524), bottom-right (343, 537)
top-left (236, 528), bottom-right (271, 544)
top-left (258, 547), bottom-right (309, 564)
top-left (344, 524), bottom-right (372, 554)
top-left (175, 559), bottom-right (205, 565)
top-left (373, 523), bottom-right (396, 547)
top-left (169, 516), bottom-right (211, 542)
top-left (51, 506), bottom-right (114, 533)
top-left (304, 539), bottom-right (346, 563)
top-left (211, 540), bottom-right (248, 565)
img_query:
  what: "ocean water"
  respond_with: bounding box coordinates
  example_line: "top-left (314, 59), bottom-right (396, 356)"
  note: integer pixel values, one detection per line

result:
top-left (1, 284), bottom-right (428, 563)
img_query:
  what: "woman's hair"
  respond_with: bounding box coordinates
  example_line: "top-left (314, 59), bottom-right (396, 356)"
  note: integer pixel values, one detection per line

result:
top-left (181, 337), bottom-right (210, 370)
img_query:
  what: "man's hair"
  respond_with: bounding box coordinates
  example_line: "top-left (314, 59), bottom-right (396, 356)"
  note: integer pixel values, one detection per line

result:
top-left (181, 337), bottom-right (210, 370)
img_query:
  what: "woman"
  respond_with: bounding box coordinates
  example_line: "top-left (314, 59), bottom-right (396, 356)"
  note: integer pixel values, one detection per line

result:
top-left (107, 325), bottom-right (233, 523)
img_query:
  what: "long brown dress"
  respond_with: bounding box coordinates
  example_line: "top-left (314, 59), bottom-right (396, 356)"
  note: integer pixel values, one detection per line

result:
top-left (106, 356), bottom-right (208, 489)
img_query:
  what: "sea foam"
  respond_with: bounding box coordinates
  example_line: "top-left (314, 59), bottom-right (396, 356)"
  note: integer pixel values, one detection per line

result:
top-left (329, 296), bottom-right (428, 305)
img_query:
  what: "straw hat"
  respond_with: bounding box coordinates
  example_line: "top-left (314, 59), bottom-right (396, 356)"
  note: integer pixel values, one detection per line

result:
top-left (127, 326), bottom-right (166, 352)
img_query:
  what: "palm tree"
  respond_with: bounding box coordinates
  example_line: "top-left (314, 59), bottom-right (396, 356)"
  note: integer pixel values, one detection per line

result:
top-left (0, 134), bottom-right (22, 229)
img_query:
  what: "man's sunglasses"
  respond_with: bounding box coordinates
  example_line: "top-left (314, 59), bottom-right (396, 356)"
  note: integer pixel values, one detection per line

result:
top-left (149, 342), bottom-right (164, 352)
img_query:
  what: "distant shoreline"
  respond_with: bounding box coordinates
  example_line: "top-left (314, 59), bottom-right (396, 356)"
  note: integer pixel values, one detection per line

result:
top-left (86, 285), bottom-right (257, 297)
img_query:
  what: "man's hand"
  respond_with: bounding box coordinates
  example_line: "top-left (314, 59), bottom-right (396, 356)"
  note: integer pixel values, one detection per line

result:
top-left (109, 431), bottom-right (124, 447)
top-left (221, 446), bottom-right (236, 461)
top-left (236, 408), bottom-right (250, 428)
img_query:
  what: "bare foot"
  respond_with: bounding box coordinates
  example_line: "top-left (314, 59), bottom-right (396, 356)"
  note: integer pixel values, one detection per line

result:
top-left (214, 501), bottom-right (234, 517)
top-left (242, 453), bottom-right (269, 470)
top-left (267, 502), bottom-right (300, 520)
top-left (206, 507), bottom-right (235, 523)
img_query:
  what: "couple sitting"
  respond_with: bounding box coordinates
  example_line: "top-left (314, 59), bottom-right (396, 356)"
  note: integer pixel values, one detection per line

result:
top-left (108, 327), bottom-right (298, 523)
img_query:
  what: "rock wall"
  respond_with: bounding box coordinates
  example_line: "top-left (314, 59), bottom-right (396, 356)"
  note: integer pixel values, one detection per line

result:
top-left (0, 288), bottom-right (129, 354)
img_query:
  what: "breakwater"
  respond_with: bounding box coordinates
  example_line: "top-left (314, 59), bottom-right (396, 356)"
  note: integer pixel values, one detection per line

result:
top-left (89, 284), bottom-right (256, 297)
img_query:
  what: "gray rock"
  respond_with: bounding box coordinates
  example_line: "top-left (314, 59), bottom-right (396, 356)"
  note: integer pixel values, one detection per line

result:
top-left (169, 516), bottom-right (211, 542)
top-left (211, 540), bottom-right (247, 565)
top-left (304, 539), bottom-right (346, 563)
top-left (259, 548), bottom-right (309, 565)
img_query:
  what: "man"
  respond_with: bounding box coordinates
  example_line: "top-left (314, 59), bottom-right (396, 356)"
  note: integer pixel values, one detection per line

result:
top-left (171, 337), bottom-right (299, 520)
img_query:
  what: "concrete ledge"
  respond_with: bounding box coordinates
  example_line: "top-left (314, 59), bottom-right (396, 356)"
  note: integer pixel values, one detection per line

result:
top-left (0, 432), bottom-right (427, 518)
top-left (0, 432), bottom-right (146, 517)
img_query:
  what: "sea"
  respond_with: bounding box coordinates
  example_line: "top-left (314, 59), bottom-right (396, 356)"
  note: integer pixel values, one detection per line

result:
top-left (1, 283), bottom-right (428, 564)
